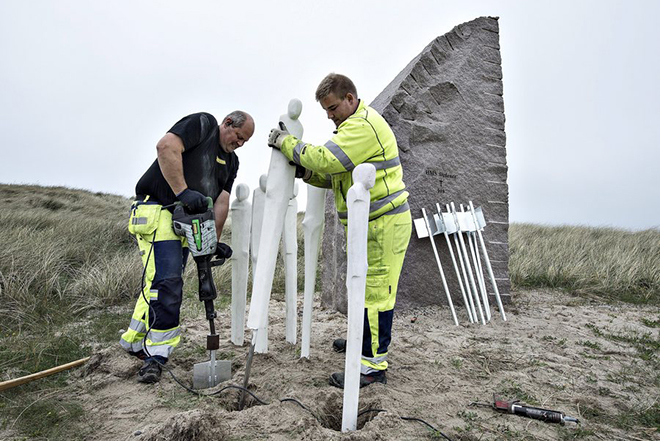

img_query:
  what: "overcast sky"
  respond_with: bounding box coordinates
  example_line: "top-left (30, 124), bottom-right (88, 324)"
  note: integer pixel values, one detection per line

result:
top-left (1, 0), bottom-right (658, 230)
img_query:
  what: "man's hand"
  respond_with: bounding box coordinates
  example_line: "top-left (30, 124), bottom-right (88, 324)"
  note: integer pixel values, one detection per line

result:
top-left (215, 242), bottom-right (233, 259)
top-left (176, 188), bottom-right (208, 214)
top-left (267, 122), bottom-right (289, 150)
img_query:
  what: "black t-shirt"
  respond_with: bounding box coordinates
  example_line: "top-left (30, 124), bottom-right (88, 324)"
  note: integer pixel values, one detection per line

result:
top-left (135, 112), bottom-right (239, 206)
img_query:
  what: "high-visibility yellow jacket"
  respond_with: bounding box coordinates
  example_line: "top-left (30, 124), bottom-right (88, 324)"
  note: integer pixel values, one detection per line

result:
top-left (280, 100), bottom-right (408, 225)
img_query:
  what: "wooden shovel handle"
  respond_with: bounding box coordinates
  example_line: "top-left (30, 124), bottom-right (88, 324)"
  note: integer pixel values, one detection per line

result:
top-left (0, 357), bottom-right (90, 392)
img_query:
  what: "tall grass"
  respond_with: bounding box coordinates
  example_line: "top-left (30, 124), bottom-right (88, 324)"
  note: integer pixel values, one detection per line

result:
top-left (509, 223), bottom-right (660, 304)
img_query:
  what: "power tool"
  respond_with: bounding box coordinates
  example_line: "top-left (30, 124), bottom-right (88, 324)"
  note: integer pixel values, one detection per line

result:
top-left (172, 198), bottom-right (231, 389)
top-left (493, 394), bottom-right (580, 425)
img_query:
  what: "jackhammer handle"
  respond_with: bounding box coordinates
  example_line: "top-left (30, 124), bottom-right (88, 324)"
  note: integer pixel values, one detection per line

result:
top-left (210, 257), bottom-right (226, 267)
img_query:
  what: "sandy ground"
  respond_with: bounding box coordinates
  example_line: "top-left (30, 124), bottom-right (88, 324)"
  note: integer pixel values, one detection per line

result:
top-left (7, 289), bottom-right (659, 440)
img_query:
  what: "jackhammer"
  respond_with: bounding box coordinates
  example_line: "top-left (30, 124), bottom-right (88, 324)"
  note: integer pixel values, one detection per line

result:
top-left (172, 198), bottom-right (231, 389)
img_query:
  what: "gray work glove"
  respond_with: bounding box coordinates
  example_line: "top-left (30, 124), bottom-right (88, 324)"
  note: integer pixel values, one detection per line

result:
top-left (215, 242), bottom-right (233, 259)
top-left (267, 121), bottom-right (289, 150)
top-left (176, 188), bottom-right (208, 214)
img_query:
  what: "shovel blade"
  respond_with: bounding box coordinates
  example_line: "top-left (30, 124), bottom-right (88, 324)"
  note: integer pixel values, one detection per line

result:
top-left (192, 359), bottom-right (231, 389)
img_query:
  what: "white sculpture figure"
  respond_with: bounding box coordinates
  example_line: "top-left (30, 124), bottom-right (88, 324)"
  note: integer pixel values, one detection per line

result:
top-left (300, 186), bottom-right (326, 358)
top-left (230, 183), bottom-right (251, 346)
top-left (246, 104), bottom-right (297, 350)
top-left (341, 163), bottom-right (375, 433)
top-left (251, 174), bottom-right (269, 353)
top-left (283, 182), bottom-right (299, 344)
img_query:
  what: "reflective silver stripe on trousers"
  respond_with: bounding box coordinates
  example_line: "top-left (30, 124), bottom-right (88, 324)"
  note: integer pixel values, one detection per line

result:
top-left (144, 344), bottom-right (173, 358)
top-left (120, 338), bottom-right (144, 353)
top-left (361, 355), bottom-right (388, 374)
top-left (129, 318), bottom-right (147, 334)
top-left (337, 192), bottom-right (408, 220)
top-left (324, 141), bottom-right (355, 171)
top-left (292, 142), bottom-right (305, 165)
top-left (366, 156), bottom-right (401, 170)
top-left (147, 328), bottom-right (181, 344)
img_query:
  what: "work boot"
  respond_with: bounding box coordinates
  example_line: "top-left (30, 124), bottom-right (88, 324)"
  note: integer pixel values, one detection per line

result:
top-left (332, 338), bottom-right (346, 353)
top-left (329, 370), bottom-right (387, 389)
top-left (137, 359), bottom-right (162, 384)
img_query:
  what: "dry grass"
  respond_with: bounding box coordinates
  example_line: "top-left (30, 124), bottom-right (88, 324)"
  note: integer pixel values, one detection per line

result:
top-left (509, 223), bottom-right (660, 304)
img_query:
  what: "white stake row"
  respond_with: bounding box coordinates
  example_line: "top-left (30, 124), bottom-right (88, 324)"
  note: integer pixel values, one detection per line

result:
top-left (414, 201), bottom-right (506, 325)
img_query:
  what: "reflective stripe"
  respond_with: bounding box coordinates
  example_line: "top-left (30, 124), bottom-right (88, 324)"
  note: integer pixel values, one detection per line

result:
top-left (324, 141), bottom-right (355, 171)
top-left (120, 337), bottom-right (144, 353)
top-left (363, 354), bottom-right (387, 364)
top-left (383, 201), bottom-right (410, 216)
top-left (337, 190), bottom-right (407, 219)
top-left (129, 318), bottom-right (147, 334)
top-left (370, 189), bottom-right (405, 212)
top-left (147, 328), bottom-right (180, 344)
top-left (145, 344), bottom-right (173, 358)
top-left (361, 354), bottom-right (388, 374)
top-left (149, 289), bottom-right (158, 299)
top-left (367, 156), bottom-right (401, 170)
top-left (292, 142), bottom-right (305, 165)
top-left (131, 217), bottom-right (148, 225)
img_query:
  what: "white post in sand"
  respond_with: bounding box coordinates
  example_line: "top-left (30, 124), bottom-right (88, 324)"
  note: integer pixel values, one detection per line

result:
top-left (251, 174), bottom-right (269, 353)
top-left (246, 102), bottom-right (297, 351)
top-left (230, 183), bottom-right (251, 346)
top-left (301, 186), bottom-right (326, 358)
top-left (341, 163), bottom-right (375, 433)
top-left (283, 182), bottom-right (299, 344)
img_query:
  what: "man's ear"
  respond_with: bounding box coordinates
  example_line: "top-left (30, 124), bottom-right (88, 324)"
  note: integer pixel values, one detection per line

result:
top-left (346, 92), bottom-right (357, 104)
top-left (224, 118), bottom-right (233, 128)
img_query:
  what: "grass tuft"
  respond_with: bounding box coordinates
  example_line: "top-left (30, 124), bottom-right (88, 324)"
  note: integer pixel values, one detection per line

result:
top-left (509, 223), bottom-right (660, 304)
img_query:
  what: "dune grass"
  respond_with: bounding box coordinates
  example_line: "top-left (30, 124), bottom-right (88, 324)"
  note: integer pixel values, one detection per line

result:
top-left (1, 184), bottom-right (658, 438)
top-left (509, 223), bottom-right (659, 304)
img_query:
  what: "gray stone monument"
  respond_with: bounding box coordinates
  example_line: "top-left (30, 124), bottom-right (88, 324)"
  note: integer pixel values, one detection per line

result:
top-left (321, 16), bottom-right (510, 312)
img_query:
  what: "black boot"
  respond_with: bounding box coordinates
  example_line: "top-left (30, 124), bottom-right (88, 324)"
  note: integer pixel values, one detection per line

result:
top-left (137, 359), bottom-right (162, 384)
top-left (329, 370), bottom-right (387, 389)
top-left (332, 338), bottom-right (346, 353)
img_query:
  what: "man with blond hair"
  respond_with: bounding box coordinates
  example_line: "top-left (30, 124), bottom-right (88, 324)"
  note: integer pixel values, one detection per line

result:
top-left (268, 74), bottom-right (411, 388)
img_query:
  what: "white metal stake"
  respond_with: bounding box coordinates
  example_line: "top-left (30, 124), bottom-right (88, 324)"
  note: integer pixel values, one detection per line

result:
top-left (450, 202), bottom-right (486, 325)
top-left (341, 164), bottom-right (374, 432)
top-left (461, 204), bottom-right (491, 322)
top-left (469, 201), bottom-right (507, 321)
top-left (435, 203), bottom-right (474, 323)
top-left (422, 207), bottom-right (459, 326)
top-left (447, 206), bottom-right (478, 323)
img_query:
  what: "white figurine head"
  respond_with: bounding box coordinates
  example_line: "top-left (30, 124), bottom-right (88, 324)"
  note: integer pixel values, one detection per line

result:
top-left (259, 174), bottom-right (268, 192)
top-left (287, 99), bottom-right (303, 121)
top-left (235, 183), bottom-right (250, 201)
top-left (352, 163), bottom-right (376, 190)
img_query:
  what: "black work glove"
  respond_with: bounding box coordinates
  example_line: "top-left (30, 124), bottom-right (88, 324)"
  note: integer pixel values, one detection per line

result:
top-left (176, 188), bottom-right (208, 214)
top-left (215, 242), bottom-right (233, 259)
top-left (289, 161), bottom-right (312, 180)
